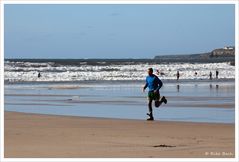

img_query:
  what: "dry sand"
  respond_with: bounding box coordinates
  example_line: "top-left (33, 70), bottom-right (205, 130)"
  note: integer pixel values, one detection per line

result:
top-left (4, 111), bottom-right (235, 158)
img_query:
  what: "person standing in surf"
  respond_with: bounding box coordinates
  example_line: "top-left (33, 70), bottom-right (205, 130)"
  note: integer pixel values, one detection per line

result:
top-left (143, 68), bottom-right (167, 121)
top-left (209, 71), bottom-right (212, 80)
top-left (216, 70), bottom-right (219, 79)
top-left (38, 72), bottom-right (41, 78)
top-left (177, 71), bottom-right (180, 81)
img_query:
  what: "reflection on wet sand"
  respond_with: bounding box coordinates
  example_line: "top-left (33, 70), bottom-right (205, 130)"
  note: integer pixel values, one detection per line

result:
top-left (5, 81), bottom-right (235, 123)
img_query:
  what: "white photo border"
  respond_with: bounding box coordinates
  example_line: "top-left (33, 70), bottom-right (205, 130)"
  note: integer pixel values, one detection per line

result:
top-left (0, 1), bottom-right (238, 162)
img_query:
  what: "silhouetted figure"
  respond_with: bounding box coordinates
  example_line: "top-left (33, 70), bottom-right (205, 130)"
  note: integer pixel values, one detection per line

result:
top-left (176, 71), bottom-right (180, 81)
top-left (156, 69), bottom-right (165, 76)
top-left (156, 69), bottom-right (160, 75)
top-left (38, 72), bottom-right (41, 78)
top-left (216, 70), bottom-right (219, 79)
top-left (194, 72), bottom-right (197, 76)
top-left (209, 71), bottom-right (212, 80)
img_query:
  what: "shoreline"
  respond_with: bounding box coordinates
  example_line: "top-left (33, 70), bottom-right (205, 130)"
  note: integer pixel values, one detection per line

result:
top-left (5, 110), bottom-right (235, 124)
top-left (4, 111), bottom-right (235, 158)
top-left (4, 110), bottom-right (235, 124)
top-left (4, 78), bottom-right (235, 85)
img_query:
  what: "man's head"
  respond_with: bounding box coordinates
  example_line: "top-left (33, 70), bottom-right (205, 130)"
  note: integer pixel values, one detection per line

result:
top-left (148, 68), bottom-right (153, 75)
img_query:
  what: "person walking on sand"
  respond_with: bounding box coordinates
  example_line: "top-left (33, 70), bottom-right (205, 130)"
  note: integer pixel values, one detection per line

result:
top-left (177, 71), bottom-right (180, 81)
top-left (143, 68), bottom-right (167, 121)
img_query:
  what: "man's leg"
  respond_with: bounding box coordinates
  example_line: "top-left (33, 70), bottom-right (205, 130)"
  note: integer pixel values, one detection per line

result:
top-left (155, 95), bottom-right (167, 107)
top-left (155, 92), bottom-right (161, 107)
top-left (148, 98), bottom-right (153, 115)
top-left (147, 98), bottom-right (154, 120)
top-left (160, 96), bottom-right (167, 104)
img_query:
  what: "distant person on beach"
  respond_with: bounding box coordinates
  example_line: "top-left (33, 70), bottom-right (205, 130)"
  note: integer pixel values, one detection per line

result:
top-left (194, 72), bottom-right (197, 77)
top-left (143, 68), bottom-right (167, 121)
top-left (156, 69), bottom-right (165, 76)
top-left (38, 72), bottom-right (41, 78)
top-left (209, 71), bottom-right (212, 80)
top-left (177, 71), bottom-right (180, 81)
top-left (216, 70), bottom-right (219, 79)
top-left (156, 69), bottom-right (160, 76)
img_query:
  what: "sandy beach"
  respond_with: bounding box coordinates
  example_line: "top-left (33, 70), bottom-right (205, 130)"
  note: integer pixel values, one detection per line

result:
top-left (4, 111), bottom-right (235, 158)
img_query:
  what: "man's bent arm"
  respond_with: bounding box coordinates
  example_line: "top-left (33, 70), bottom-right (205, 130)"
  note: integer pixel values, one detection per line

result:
top-left (143, 83), bottom-right (148, 90)
top-left (155, 78), bottom-right (163, 91)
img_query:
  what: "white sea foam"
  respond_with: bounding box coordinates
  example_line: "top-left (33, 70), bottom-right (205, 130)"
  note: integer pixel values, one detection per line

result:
top-left (4, 61), bottom-right (234, 82)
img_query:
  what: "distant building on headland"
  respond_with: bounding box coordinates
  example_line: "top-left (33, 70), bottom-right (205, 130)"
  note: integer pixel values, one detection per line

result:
top-left (154, 46), bottom-right (235, 64)
top-left (210, 46), bottom-right (235, 57)
top-left (223, 46), bottom-right (234, 50)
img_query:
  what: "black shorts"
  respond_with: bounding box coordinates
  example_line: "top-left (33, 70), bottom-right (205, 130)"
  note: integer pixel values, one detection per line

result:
top-left (148, 91), bottom-right (160, 100)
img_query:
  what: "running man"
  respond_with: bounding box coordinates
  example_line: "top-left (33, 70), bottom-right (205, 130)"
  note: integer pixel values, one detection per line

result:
top-left (143, 68), bottom-right (167, 121)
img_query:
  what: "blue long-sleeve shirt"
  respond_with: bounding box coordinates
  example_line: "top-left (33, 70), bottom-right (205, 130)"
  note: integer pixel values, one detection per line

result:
top-left (144, 74), bottom-right (163, 92)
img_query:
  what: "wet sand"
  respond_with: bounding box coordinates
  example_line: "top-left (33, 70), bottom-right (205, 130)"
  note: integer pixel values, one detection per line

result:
top-left (4, 111), bottom-right (235, 158)
top-left (4, 82), bottom-right (235, 123)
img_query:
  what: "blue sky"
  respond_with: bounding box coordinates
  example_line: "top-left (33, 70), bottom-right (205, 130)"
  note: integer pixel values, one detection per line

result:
top-left (4, 4), bottom-right (235, 59)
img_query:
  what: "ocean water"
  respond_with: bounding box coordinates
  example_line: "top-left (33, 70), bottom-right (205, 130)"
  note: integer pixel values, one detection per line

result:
top-left (4, 60), bottom-right (234, 83)
top-left (4, 81), bottom-right (235, 123)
